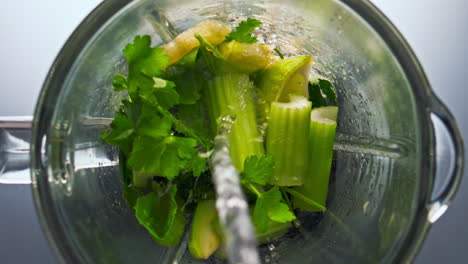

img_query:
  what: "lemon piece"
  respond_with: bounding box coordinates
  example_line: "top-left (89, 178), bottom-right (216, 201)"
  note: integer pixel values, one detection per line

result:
top-left (163, 20), bottom-right (231, 65)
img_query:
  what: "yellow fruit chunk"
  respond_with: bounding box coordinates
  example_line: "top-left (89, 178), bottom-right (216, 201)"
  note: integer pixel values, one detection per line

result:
top-left (163, 20), bottom-right (231, 65)
top-left (219, 40), bottom-right (273, 73)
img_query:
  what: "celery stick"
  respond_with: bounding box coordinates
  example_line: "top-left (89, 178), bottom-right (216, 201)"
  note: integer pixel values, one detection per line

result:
top-left (205, 72), bottom-right (264, 171)
top-left (256, 55), bottom-right (313, 121)
top-left (266, 94), bottom-right (311, 186)
top-left (293, 106), bottom-right (338, 211)
top-left (189, 200), bottom-right (221, 259)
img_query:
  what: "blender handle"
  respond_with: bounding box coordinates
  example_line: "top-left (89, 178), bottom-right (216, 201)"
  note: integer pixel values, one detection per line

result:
top-left (427, 97), bottom-right (465, 223)
top-left (0, 116), bottom-right (33, 184)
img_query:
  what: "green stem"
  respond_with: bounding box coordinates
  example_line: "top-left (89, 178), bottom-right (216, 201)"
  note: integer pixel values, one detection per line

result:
top-left (246, 182), bottom-right (262, 197)
top-left (156, 105), bottom-right (209, 149)
top-left (266, 94), bottom-right (311, 186)
top-left (293, 106), bottom-right (338, 211)
top-left (283, 187), bottom-right (326, 212)
top-left (205, 72), bottom-right (264, 171)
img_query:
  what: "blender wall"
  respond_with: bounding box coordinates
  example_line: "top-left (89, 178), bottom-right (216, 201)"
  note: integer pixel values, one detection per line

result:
top-left (46, 0), bottom-right (419, 263)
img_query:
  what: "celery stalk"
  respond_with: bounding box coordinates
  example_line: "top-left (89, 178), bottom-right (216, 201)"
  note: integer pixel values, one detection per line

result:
top-left (189, 200), bottom-right (221, 259)
top-left (205, 73), bottom-right (264, 171)
top-left (256, 56), bottom-right (313, 122)
top-left (293, 106), bottom-right (338, 211)
top-left (266, 94), bottom-right (311, 186)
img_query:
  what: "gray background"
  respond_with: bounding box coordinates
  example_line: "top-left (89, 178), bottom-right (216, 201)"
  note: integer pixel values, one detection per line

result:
top-left (0, 0), bottom-right (467, 263)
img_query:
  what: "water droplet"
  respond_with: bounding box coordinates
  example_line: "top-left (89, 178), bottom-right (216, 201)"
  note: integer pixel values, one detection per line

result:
top-left (268, 244), bottom-right (275, 251)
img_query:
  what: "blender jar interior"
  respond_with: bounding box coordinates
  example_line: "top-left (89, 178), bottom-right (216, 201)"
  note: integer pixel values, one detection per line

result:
top-left (39, 0), bottom-right (423, 263)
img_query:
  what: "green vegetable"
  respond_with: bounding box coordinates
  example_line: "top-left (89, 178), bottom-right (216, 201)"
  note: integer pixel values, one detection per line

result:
top-left (205, 72), bottom-right (264, 171)
top-left (256, 55), bottom-right (313, 120)
top-left (177, 103), bottom-right (212, 144)
top-left (167, 67), bottom-right (204, 105)
top-left (118, 152), bottom-right (144, 209)
top-left (189, 200), bottom-right (221, 259)
top-left (103, 35), bottom-right (210, 184)
top-left (102, 18), bottom-right (340, 257)
top-left (128, 135), bottom-right (205, 180)
top-left (112, 74), bottom-right (128, 91)
top-left (242, 155), bottom-right (275, 185)
top-left (273, 48), bottom-right (284, 59)
top-left (225, 18), bottom-right (262, 44)
top-left (101, 111), bottom-right (135, 155)
top-left (253, 186), bottom-right (296, 233)
top-left (135, 185), bottom-right (186, 246)
top-left (266, 94), bottom-right (312, 186)
top-left (293, 106), bottom-right (338, 211)
top-left (132, 171), bottom-right (153, 188)
top-left (123, 35), bottom-right (170, 98)
top-left (308, 78), bottom-right (337, 108)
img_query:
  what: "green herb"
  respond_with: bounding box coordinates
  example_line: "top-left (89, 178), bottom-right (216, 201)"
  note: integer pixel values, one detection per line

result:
top-left (112, 75), bottom-right (128, 91)
top-left (308, 78), bottom-right (337, 108)
top-left (101, 111), bottom-right (135, 155)
top-left (123, 35), bottom-right (170, 97)
top-left (253, 186), bottom-right (296, 233)
top-left (168, 68), bottom-right (204, 105)
top-left (135, 185), bottom-right (186, 246)
top-left (101, 18), bottom-right (339, 257)
top-left (128, 135), bottom-right (205, 180)
top-left (225, 18), bottom-right (262, 44)
top-left (242, 155), bottom-right (275, 185)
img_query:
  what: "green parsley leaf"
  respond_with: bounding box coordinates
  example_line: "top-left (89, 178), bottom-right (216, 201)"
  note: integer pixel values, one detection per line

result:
top-left (253, 187), bottom-right (296, 233)
top-left (242, 155), bottom-right (275, 185)
top-left (177, 103), bottom-right (211, 143)
top-left (128, 135), bottom-right (199, 180)
top-left (101, 111), bottom-right (135, 154)
top-left (135, 186), bottom-right (186, 246)
top-left (118, 152), bottom-right (145, 209)
top-left (308, 78), bottom-right (337, 108)
top-left (318, 79), bottom-right (337, 105)
top-left (123, 35), bottom-right (170, 96)
top-left (225, 18), bottom-right (262, 44)
top-left (137, 76), bottom-right (179, 110)
top-left (191, 154), bottom-right (207, 177)
top-left (195, 34), bottom-right (233, 74)
top-left (136, 104), bottom-right (172, 138)
top-left (113, 75), bottom-right (128, 91)
top-left (152, 77), bottom-right (180, 109)
top-left (121, 98), bottom-right (142, 124)
top-left (168, 68), bottom-right (204, 105)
